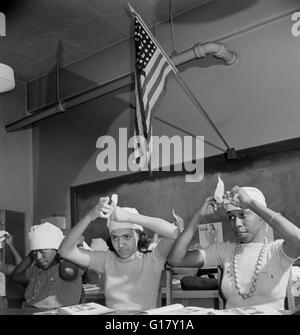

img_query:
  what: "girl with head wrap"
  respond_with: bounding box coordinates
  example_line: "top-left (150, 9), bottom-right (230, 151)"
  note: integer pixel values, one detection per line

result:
top-left (59, 197), bottom-right (180, 312)
top-left (168, 185), bottom-right (300, 311)
top-left (11, 222), bottom-right (83, 309)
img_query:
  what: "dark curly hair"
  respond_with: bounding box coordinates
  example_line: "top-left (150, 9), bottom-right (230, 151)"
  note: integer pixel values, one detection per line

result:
top-left (106, 230), bottom-right (152, 254)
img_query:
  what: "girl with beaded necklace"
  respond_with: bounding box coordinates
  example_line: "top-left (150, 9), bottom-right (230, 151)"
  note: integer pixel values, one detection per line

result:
top-left (168, 185), bottom-right (300, 310)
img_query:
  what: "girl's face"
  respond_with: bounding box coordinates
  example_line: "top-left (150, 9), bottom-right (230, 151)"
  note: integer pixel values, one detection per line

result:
top-left (32, 249), bottom-right (57, 269)
top-left (227, 209), bottom-right (263, 243)
top-left (110, 228), bottom-right (138, 259)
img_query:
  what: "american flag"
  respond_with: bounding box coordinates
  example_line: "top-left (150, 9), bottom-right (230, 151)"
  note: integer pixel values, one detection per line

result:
top-left (133, 12), bottom-right (177, 167)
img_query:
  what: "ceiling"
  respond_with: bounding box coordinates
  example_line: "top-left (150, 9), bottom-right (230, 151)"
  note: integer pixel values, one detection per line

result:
top-left (0, 0), bottom-right (210, 83)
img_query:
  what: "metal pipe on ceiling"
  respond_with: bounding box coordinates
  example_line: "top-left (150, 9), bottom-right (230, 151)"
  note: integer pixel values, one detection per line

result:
top-left (171, 42), bottom-right (238, 66)
top-left (5, 42), bottom-right (238, 132)
top-left (5, 73), bottom-right (133, 132)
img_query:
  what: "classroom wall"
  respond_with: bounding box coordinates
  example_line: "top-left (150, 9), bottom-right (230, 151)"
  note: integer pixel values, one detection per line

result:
top-left (0, 80), bottom-right (33, 252)
top-left (30, 0), bottom-right (300, 228)
top-left (32, 88), bottom-right (132, 226)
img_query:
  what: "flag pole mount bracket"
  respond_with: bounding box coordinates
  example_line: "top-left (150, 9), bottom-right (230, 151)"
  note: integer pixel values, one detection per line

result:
top-left (225, 148), bottom-right (237, 160)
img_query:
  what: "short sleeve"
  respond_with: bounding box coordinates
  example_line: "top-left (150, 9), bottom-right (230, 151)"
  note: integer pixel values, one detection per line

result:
top-left (149, 245), bottom-right (166, 270)
top-left (269, 239), bottom-right (297, 266)
top-left (200, 242), bottom-right (233, 268)
top-left (88, 250), bottom-right (107, 273)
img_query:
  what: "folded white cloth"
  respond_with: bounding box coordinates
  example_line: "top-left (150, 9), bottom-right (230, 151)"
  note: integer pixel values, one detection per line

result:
top-left (0, 231), bottom-right (8, 242)
top-left (80, 240), bottom-right (92, 251)
top-left (107, 207), bottom-right (143, 233)
top-left (214, 174), bottom-right (225, 204)
top-left (225, 187), bottom-right (267, 211)
top-left (213, 175), bottom-right (267, 211)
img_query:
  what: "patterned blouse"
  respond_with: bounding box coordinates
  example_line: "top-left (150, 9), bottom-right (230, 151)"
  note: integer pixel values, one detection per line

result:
top-left (25, 263), bottom-right (83, 309)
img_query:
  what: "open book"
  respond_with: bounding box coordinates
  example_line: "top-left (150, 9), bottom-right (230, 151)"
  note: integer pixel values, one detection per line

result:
top-left (57, 302), bottom-right (113, 315)
top-left (143, 304), bottom-right (218, 315)
top-left (143, 303), bottom-right (283, 315)
top-left (34, 302), bottom-right (114, 315)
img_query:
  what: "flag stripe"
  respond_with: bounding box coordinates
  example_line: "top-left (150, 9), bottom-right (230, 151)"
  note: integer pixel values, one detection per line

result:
top-left (146, 63), bottom-right (172, 124)
top-left (140, 48), bottom-right (161, 86)
top-left (133, 12), bottom-right (176, 166)
top-left (134, 97), bottom-right (148, 159)
top-left (135, 73), bottom-right (148, 139)
top-left (141, 53), bottom-right (166, 104)
top-left (145, 63), bottom-right (170, 119)
top-left (141, 51), bottom-right (163, 106)
top-left (142, 57), bottom-right (172, 128)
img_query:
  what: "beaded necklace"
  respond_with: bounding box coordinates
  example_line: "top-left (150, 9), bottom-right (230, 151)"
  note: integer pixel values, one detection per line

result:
top-left (232, 238), bottom-right (267, 300)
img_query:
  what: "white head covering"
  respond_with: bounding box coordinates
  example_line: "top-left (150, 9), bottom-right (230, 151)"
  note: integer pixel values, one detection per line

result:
top-left (90, 238), bottom-right (109, 251)
top-left (28, 222), bottom-right (65, 251)
top-left (0, 231), bottom-right (9, 249)
top-left (225, 187), bottom-right (267, 212)
top-left (80, 241), bottom-right (92, 251)
top-left (106, 207), bottom-right (143, 234)
top-left (0, 231), bottom-right (8, 242)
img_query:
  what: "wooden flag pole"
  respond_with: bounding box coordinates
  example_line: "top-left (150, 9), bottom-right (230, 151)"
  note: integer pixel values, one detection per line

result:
top-left (154, 116), bottom-right (225, 152)
top-left (173, 72), bottom-right (230, 150)
top-left (128, 3), bottom-right (231, 151)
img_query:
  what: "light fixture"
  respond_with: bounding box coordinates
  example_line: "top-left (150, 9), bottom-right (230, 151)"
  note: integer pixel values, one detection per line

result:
top-left (0, 63), bottom-right (15, 93)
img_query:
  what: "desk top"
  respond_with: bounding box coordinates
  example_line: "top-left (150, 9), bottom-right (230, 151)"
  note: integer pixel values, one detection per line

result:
top-left (0, 307), bottom-right (292, 315)
top-left (0, 308), bottom-right (142, 315)
top-left (0, 308), bottom-right (45, 315)
top-left (0, 299), bottom-right (296, 316)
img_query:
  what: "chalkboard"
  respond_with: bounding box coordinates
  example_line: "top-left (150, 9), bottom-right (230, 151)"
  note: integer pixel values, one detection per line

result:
top-left (70, 137), bottom-right (300, 246)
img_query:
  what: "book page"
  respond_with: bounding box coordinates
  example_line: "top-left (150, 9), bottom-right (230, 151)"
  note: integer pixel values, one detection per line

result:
top-left (169, 306), bottom-right (215, 315)
top-left (34, 309), bottom-right (59, 315)
top-left (58, 302), bottom-right (113, 315)
top-left (144, 303), bottom-right (184, 315)
top-left (146, 306), bottom-right (219, 315)
top-left (234, 304), bottom-right (283, 315)
top-left (208, 304), bottom-right (283, 315)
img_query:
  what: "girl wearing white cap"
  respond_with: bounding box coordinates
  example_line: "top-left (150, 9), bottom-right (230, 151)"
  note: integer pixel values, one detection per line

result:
top-left (11, 222), bottom-right (84, 309)
top-left (59, 196), bottom-right (180, 311)
top-left (168, 185), bottom-right (300, 310)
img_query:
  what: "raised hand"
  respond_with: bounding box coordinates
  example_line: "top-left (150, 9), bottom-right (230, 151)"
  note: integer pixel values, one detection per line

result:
top-left (198, 196), bottom-right (217, 216)
top-left (88, 196), bottom-right (113, 221)
top-left (5, 233), bottom-right (13, 245)
top-left (229, 186), bottom-right (252, 209)
top-left (97, 196), bottom-right (114, 218)
top-left (110, 206), bottom-right (132, 223)
top-left (172, 209), bottom-right (184, 232)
